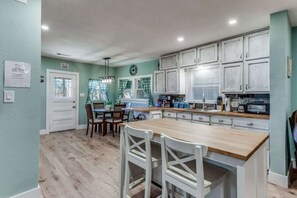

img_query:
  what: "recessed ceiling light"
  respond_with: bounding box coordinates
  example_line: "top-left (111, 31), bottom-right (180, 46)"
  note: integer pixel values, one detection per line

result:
top-left (177, 37), bottom-right (184, 42)
top-left (41, 25), bottom-right (49, 30)
top-left (228, 19), bottom-right (237, 25)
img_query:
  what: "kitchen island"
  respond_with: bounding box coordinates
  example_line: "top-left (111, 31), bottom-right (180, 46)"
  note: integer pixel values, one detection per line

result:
top-left (119, 119), bottom-right (269, 197)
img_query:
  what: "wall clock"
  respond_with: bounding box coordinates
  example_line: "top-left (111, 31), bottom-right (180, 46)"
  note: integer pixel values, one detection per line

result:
top-left (129, 65), bottom-right (138, 76)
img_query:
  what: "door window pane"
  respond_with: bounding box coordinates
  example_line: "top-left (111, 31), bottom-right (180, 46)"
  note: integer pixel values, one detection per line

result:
top-left (54, 77), bottom-right (72, 98)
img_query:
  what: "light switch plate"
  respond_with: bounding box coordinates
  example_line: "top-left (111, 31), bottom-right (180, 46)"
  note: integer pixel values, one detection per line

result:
top-left (4, 90), bottom-right (15, 103)
top-left (16, 0), bottom-right (28, 4)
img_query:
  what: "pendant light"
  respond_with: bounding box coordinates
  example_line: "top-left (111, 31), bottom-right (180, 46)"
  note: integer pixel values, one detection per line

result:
top-left (99, 57), bottom-right (115, 84)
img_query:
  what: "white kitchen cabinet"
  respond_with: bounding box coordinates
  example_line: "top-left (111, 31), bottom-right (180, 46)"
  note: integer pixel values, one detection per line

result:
top-left (160, 53), bottom-right (179, 70)
top-left (222, 37), bottom-right (244, 63)
top-left (192, 114), bottom-right (210, 125)
top-left (197, 43), bottom-right (218, 65)
top-left (245, 30), bottom-right (269, 61)
top-left (211, 116), bottom-right (232, 127)
top-left (154, 71), bottom-right (165, 94)
top-left (244, 58), bottom-right (270, 93)
top-left (163, 111), bottom-right (177, 119)
top-left (176, 112), bottom-right (192, 122)
top-left (180, 48), bottom-right (197, 67)
top-left (222, 63), bottom-right (243, 93)
top-left (165, 69), bottom-right (179, 94)
top-left (149, 111), bottom-right (162, 120)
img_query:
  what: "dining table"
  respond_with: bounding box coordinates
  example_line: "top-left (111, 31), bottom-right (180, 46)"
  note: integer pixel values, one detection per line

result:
top-left (118, 118), bottom-right (269, 198)
top-left (93, 108), bottom-right (114, 136)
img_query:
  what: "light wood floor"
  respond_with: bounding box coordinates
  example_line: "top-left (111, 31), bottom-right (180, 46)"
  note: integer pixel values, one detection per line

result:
top-left (39, 129), bottom-right (297, 198)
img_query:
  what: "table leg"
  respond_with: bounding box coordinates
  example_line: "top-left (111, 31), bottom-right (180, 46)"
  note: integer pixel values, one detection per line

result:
top-left (119, 126), bottom-right (125, 198)
top-left (103, 113), bottom-right (107, 136)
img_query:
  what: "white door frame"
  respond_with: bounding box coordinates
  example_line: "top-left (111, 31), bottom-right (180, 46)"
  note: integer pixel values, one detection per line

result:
top-left (46, 69), bottom-right (80, 133)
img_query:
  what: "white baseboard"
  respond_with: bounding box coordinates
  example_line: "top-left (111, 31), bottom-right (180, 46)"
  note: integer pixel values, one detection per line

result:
top-left (268, 163), bottom-right (292, 188)
top-left (40, 129), bottom-right (49, 135)
top-left (10, 185), bottom-right (40, 198)
top-left (77, 124), bottom-right (87, 129)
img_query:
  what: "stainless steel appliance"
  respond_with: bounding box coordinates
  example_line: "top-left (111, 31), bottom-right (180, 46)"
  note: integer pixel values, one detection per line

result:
top-left (237, 104), bottom-right (246, 113)
top-left (246, 103), bottom-right (270, 114)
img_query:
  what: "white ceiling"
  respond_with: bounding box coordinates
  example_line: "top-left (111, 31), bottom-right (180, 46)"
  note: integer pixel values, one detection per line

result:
top-left (42, 0), bottom-right (297, 66)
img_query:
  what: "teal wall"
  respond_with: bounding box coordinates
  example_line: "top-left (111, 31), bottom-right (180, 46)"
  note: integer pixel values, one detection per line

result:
top-left (114, 59), bottom-right (159, 102)
top-left (270, 10), bottom-right (292, 176)
top-left (41, 57), bottom-right (116, 129)
top-left (0, 0), bottom-right (41, 197)
top-left (291, 27), bottom-right (297, 111)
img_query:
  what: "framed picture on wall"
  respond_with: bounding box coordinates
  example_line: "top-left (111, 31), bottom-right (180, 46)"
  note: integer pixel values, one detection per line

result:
top-left (287, 56), bottom-right (292, 78)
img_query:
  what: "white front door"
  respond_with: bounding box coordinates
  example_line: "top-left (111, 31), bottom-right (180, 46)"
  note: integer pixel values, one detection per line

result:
top-left (48, 71), bottom-right (78, 132)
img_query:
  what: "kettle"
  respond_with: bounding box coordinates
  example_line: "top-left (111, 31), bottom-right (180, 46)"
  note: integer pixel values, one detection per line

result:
top-left (225, 98), bottom-right (231, 112)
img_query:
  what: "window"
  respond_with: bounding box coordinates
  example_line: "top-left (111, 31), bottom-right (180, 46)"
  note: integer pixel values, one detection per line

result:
top-left (86, 79), bottom-right (108, 103)
top-left (118, 75), bottom-right (152, 100)
top-left (54, 77), bottom-right (72, 99)
top-left (185, 66), bottom-right (221, 102)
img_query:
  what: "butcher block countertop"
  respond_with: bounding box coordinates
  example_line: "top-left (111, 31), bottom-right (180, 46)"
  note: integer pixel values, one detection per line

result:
top-left (120, 119), bottom-right (269, 161)
top-left (127, 107), bottom-right (270, 120)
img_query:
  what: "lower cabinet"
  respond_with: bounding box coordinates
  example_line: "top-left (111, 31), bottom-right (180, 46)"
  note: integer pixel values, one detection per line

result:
top-left (149, 111), bottom-right (162, 120)
top-left (176, 112), bottom-right (192, 122)
top-left (210, 116), bottom-right (232, 127)
top-left (192, 114), bottom-right (210, 125)
top-left (163, 111), bottom-right (177, 119)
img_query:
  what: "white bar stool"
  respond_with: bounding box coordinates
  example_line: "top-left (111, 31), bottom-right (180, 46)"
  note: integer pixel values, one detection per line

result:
top-left (160, 133), bottom-right (227, 198)
top-left (123, 125), bottom-right (161, 198)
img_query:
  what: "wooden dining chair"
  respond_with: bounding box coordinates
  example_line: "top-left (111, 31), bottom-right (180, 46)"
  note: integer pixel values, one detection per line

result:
top-left (105, 109), bottom-right (124, 137)
top-left (123, 126), bottom-right (161, 198)
top-left (93, 102), bottom-right (104, 118)
top-left (115, 103), bottom-right (130, 122)
top-left (160, 133), bottom-right (227, 198)
top-left (85, 104), bottom-right (103, 138)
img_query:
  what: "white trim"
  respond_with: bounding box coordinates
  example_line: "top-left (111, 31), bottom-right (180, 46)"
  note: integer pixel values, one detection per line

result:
top-left (10, 185), bottom-right (40, 198)
top-left (77, 124), bottom-right (87, 129)
top-left (268, 162), bottom-right (292, 188)
top-left (46, 69), bottom-right (80, 133)
top-left (40, 129), bottom-right (49, 135)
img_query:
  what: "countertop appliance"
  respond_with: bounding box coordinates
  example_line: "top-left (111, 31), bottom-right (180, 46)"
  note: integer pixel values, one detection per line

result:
top-left (238, 104), bottom-right (246, 113)
top-left (246, 103), bottom-right (270, 115)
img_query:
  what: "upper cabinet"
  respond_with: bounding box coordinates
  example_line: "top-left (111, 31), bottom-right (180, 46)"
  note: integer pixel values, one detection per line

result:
top-left (180, 48), bottom-right (197, 67)
top-left (222, 37), bottom-right (244, 64)
top-left (160, 53), bottom-right (179, 70)
top-left (197, 43), bottom-right (218, 65)
top-left (165, 69), bottom-right (179, 94)
top-left (244, 30), bottom-right (269, 61)
top-left (244, 58), bottom-right (270, 93)
top-left (222, 62), bottom-right (243, 93)
top-left (154, 71), bottom-right (165, 94)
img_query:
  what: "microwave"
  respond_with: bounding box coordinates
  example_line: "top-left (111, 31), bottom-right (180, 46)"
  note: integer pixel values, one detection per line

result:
top-left (246, 103), bottom-right (270, 115)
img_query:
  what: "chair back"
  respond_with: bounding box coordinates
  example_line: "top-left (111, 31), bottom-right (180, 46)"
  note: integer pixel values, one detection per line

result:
top-left (114, 104), bottom-right (126, 111)
top-left (125, 126), bottom-right (154, 165)
top-left (160, 133), bottom-right (208, 198)
top-left (85, 104), bottom-right (94, 122)
top-left (114, 104), bottom-right (125, 120)
top-left (93, 102), bottom-right (104, 109)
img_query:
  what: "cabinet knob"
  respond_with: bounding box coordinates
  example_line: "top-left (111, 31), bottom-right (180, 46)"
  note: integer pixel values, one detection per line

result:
top-left (240, 54), bottom-right (243, 59)
top-left (247, 122), bottom-right (254, 126)
top-left (246, 53), bottom-right (249, 58)
top-left (199, 117), bottom-right (203, 120)
top-left (240, 85), bottom-right (242, 90)
top-left (182, 115), bottom-right (186, 118)
top-left (246, 84), bottom-right (248, 90)
top-left (218, 119), bottom-right (224, 123)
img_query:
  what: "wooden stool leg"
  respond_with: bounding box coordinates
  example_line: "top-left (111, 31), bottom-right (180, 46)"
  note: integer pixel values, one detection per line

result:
top-left (115, 124), bottom-right (118, 133)
top-left (112, 123), bottom-right (115, 137)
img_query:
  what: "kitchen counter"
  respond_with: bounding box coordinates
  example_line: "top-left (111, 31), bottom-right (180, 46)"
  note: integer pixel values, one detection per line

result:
top-left (127, 107), bottom-right (270, 120)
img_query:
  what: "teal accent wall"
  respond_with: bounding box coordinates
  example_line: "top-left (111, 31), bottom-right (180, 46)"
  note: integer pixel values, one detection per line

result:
top-left (41, 57), bottom-right (116, 129)
top-left (114, 59), bottom-right (159, 102)
top-left (291, 27), bottom-right (297, 111)
top-left (0, 0), bottom-right (41, 197)
top-left (270, 10), bottom-right (292, 176)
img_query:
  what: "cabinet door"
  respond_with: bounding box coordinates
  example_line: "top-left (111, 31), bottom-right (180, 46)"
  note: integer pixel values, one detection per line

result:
top-left (244, 59), bottom-right (270, 93)
top-left (160, 53), bottom-right (178, 70)
top-left (245, 30), bottom-right (269, 60)
top-left (154, 71), bottom-right (165, 94)
top-left (197, 43), bottom-right (218, 64)
top-left (165, 69), bottom-right (179, 94)
top-left (222, 63), bottom-right (243, 93)
top-left (222, 37), bottom-right (243, 63)
top-left (180, 48), bottom-right (197, 67)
